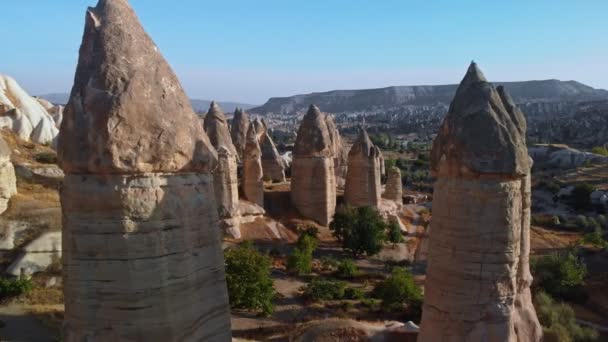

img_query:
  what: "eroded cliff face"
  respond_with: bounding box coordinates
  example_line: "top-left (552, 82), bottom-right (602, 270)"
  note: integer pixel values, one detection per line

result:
top-left (260, 131), bottom-right (286, 182)
top-left (418, 62), bottom-right (542, 342)
top-left (291, 105), bottom-right (336, 225)
top-left (59, 0), bottom-right (231, 340)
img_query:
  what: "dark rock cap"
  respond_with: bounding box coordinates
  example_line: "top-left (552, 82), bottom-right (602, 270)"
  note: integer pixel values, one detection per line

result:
top-left (58, 0), bottom-right (216, 173)
top-left (293, 104), bottom-right (333, 157)
top-left (430, 62), bottom-right (530, 176)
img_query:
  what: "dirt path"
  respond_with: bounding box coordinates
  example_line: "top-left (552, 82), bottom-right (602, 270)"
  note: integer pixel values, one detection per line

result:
top-left (0, 305), bottom-right (56, 342)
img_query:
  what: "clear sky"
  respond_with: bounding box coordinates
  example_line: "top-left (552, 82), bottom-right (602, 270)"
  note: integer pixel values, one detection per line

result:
top-left (2, 0), bottom-right (607, 104)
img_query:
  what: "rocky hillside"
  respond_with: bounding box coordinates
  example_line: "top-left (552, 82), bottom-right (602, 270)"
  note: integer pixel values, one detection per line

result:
top-left (38, 93), bottom-right (257, 113)
top-left (251, 80), bottom-right (608, 116)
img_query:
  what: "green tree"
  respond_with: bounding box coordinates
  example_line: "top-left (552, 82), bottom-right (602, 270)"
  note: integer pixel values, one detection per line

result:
top-left (372, 267), bottom-right (423, 320)
top-left (531, 251), bottom-right (587, 299)
top-left (387, 220), bottom-right (404, 243)
top-left (330, 206), bottom-right (387, 257)
top-left (535, 291), bottom-right (598, 342)
top-left (335, 259), bottom-right (359, 279)
top-left (303, 279), bottom-right (347, 301)
top-left (224, 242), bottom-right (275, 315)
top-left (286, 230), bottom-right (318, 275)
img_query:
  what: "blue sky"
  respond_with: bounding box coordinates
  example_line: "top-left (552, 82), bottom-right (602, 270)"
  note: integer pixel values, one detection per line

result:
top-left (2, 0), bottom-right (607, 104)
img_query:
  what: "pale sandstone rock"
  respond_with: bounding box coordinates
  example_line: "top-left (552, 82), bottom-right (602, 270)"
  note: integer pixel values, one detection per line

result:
top-left (291, 105), bottom-right (336, 226)
top-left (37, 98), bottom-right (64, 128)
top-left (230, 107), bottom-right (250, 159)
top-left (204, 102), bottom-right (241, 238)
top-left (528, 144), bottom-right (608, 169)
top-left (6, 231), bottom-right (61, 277)
top-left (383, 166), bottom-right (403, 208)
top-left (260, 131), bottom-right (286, 182)
top-left (58, 1), bottom-right (231, 340)
top-left (0, 75), bottom-right (58, 145)
top-left (243, 125), bottom-right (264, 206)
top-left (252, 117), bottom-right (267, 142)
top-left (0, 136), bottom-right (16, 214)
top-left (344, 128), bottom-right (382, 208)
top-left (238, 200), bottom-right (265, 224)
top-left (325, 115), bottom-right (348, 188)
top-left (418, 62), bottom-right (541, 342)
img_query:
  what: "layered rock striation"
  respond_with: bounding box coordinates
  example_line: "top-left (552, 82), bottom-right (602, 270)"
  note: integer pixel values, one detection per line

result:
top-left (58, 0), bottom-right (231, 340)
top-left (291, 105), bottom-right (336, 225)
top-left (344, 128), bottom-right (382, 208)
top-left (243, 125), bottom-right (264, 206)
top-left (204, 102), bottom-right (241, 239)
top-left (418, 62), bottom-right (542, 342)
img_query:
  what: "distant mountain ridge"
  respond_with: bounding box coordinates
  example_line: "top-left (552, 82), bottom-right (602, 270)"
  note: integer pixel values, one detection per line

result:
top-left (251, 80), bottom-right (608, 115)
top-left (38, 93), bottom-right (257, 113)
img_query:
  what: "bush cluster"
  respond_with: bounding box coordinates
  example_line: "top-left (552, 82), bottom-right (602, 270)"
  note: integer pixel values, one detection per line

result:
top-left (287, 228), bottom-right (319, 275)
top-left (224, 242), bottom-right (275, 315)
top-left (534, 291), bottom-right (598, 342)
top-left (531, 251), bottom-right (587, 300)
top-left (330, 206), bottom-right (387, 257)
top-left (303, 279), bottom-right (363, 301)
top-left (0, 278), bottom-right (33, 299)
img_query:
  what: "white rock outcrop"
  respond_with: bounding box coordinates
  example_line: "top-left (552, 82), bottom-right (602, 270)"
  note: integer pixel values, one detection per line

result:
top-left (0, 135), bottom-right (16, 214)
top-left (6, 231), bottom-right (61, 277)
top-left (528, 144), bottom-right (608, 169)
top-left (0, 75), bottom-right (59, 145)
top-left (344, 128), bottom-right (382, 208)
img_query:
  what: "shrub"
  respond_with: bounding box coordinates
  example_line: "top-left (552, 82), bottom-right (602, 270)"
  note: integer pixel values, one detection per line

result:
top-left (591, 146), bottom-right (608, 156)
top-left (531, 251), bottom-right (587, 300)
top-left (34, 152), bottom-right (57, 164)
top-left (569, 183), bottom-right (595, 211)
top-left (287, 231), bottom-right (318, 275)
top-left (0, 278), bottom-right (33, 299)
top-left (303, 279), bottom-right (347, 301)
top-left (372, 267), bottom-right (422, 311)
top-left (344, 287), bottom-right (365, 300)
top-left (534, 291), bottom-right (598, 342)
top-left (580, 228), bottom-right (608, 249)
top-left (320, 256), bottom-right (339, 272)
top-left (387, 220), bottom-right (404, 243)
top-left (224, 242), bottom-right (275, 315)
top-left (330, 206), bottom-right (387, 257)
top-left (335, 259), bottom-right (359, 279)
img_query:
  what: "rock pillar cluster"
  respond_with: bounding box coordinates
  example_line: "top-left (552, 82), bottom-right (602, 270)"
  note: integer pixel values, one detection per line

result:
top-left (291, 105), bottom-right (336, 225)
top-left (260, 131), bottom-right (286, 182)
top-left (0, 135), bottom-right (16, 215)
top-left (383, 166), bottom-right (403, 208)
top-left (204, 102), bottom-right (241, 239)
top-left (344, 129), bottom-right (382, 208)
top-left (58, 0), bottom-right (231, 340)
top-left (243, 125), bottom-right (264, 206)
top-left (230, 107), bottom-right (249, 159)
top-left (418, 62), bottom-right (542, 342)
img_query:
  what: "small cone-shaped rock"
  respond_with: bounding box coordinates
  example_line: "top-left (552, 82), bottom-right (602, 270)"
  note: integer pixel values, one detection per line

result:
top-left (230, 107), bottom-right (250, 159)
top-left (0, 135), bottom-right (17, 214)
top-left (58, 1), bottom-right (231, 340)
top-left (383, 166), bottom-right (403, 208)
top-left (344, 128), bottom-right (382, 208)
top-left (252, 117), bottom-right (267, 142)
top-left (204, 102), bottom-right (241, 238)
top-left (418, 62), bottom-right (541, 342)
top-left (260, 131), bottom-right (286, 182)
top-left (243, 125), bottom-right (264, 206)
top-left (291, 105), bottom-right (336, 225)
top-left (325, 115), bottom-right (348, 188)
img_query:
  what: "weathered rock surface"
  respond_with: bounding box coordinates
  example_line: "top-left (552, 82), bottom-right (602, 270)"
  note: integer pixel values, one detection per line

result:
top-left (260, 131), bottom-right (286, 182)
top-left (252, 117), bottom-right (267, 142)
top-left (6, 231), bottom-right (61, 277)
top-left (204, 102), bottom-right (241, 238)
top-left (0, 135), bottom-right (16, 214)
top-left (383, 166), bottom-right (403, 208)
top-left (419, 62), bottom-right (541, 342)
top-left (230, 107), bottom-right (250, 159)
top-left (0, 75), bottom-right (59, 145)
top-left (295, 319), bottom-right (419, 342)
top-left (58, 1), bottom-right (231, 341)
top-left (243, 125), bottom-right (264, 206)
top-left (345, 128), bottom-right (382, 208)
top-left (325, 115), bottom-right (348, 188)
top-left (291, 105), bottom-right (336, 225)
top-left (528, 144), bottom-right (608, 169)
